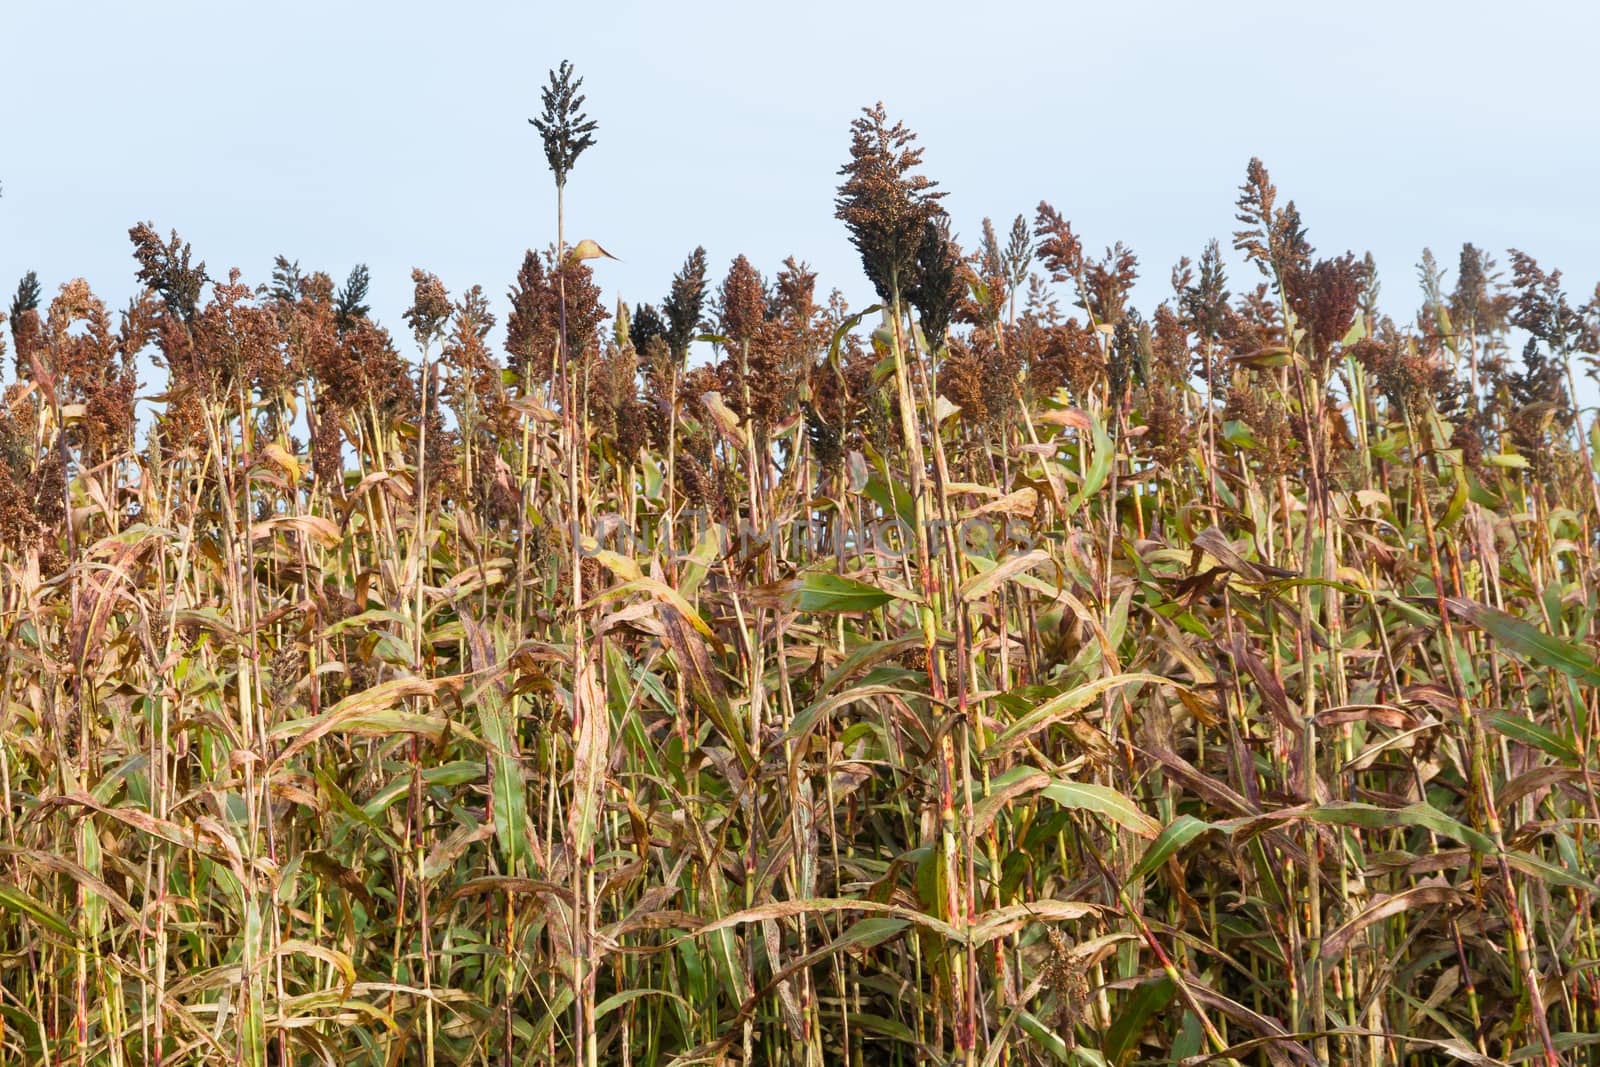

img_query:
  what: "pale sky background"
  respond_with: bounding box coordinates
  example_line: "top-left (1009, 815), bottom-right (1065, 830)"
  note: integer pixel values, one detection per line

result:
top-left (3, 0), bottom-right (1599, 403)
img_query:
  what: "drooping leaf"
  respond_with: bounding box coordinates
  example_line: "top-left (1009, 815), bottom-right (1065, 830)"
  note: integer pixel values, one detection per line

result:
top-left (1319, 884), bottom-right (1463, 959)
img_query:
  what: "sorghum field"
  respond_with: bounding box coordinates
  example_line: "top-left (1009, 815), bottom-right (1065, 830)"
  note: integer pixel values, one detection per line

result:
top-left (5, 63), bottom-right (1600, 1066)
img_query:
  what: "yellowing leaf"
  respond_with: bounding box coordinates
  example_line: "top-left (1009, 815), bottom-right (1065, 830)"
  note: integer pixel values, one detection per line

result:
top-left (567, 238), bottom-right (618, 264)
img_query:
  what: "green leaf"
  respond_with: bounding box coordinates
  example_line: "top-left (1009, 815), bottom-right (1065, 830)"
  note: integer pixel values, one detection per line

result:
top-left (476, 684), bottom-right (528, 873)
top-left (1488, 711), bottom-right (1580, 765)
top-left (1340, 315), bottom-right (1367, 347)
top-left (826, 303), bottom-right (883, 370)
top-left (1104, 976), bottom-right (1174, 1066)
top-left (363, 629), bottom-right (414, 668)
top-left (786, 684), bottom-right (934, 746)
top-left (1234, 801), bottom-right (1493, 854)
top-left (1016, 1009), bottom-right (1073, 1061)
top-left (862, 469), bottom-right (918, 527)
top-left (779, 571), bottom-right (898, 614)
top-left (1130, 815), bottom-right (1218, 883)
top-left (0, 882), bottom-right (74, 938)
top-left (1506, 849), bottom-right (1598, 892)
top-left (1222, 801), bottom-right (1598, 892)
top-left (269, 676), bottom-right (445, 770)
top-left (1440, 466), bottom-right (1469, 530)
top-left (323, 607), bottom-right (414, 637)
top-left (844, 1011), bottom-right (918, 1043)
top-left (1040, 780), bottom-right (1161, 840)
top-left (1221, 419), bottom-right (1258, 448)
top-left (1445, 597), bottom-right (1600, 687)
top-left (960, 550), bottom-right (1054, 604)
top-left (594, 987), bottom-right (690, 1022)
top-left (972, 767), bottom-right (1050, 835)
top-left (992, 673), bottom-right (1184, 755)
top-left (1063, 419), bottom-right (1113, 514)
top-left (461, 614), bottom-right (529, 874)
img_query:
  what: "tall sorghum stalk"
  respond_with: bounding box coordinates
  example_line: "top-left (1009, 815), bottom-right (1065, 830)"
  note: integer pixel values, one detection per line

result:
top-left (532, 58), bottom-right (599, 1067)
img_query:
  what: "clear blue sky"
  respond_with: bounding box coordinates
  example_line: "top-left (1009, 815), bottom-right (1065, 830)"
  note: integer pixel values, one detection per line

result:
top-left (4, 0), bottom-right (1599, 388)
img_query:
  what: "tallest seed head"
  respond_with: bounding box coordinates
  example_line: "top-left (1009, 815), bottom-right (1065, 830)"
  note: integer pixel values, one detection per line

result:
top-left (530, 60), bottom-right (598, 191)
top-left (835, 103), bottom-right (946, 304)
top-left (663, 246), bottom-right (709, 363)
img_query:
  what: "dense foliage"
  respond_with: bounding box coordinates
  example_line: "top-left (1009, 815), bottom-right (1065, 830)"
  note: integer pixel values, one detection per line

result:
top-left (5, 78), bottom-right (1600, 1066)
